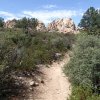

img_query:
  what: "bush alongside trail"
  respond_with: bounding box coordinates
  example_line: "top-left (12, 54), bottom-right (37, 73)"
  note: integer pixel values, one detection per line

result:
top-left (0, 28), bottom-right (75, 99)
top-left (64, 33), bottom-right (100, 100)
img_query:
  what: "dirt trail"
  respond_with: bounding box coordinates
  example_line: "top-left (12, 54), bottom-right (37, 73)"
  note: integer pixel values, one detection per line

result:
top-left (33, 54), bottom-right (71, 100)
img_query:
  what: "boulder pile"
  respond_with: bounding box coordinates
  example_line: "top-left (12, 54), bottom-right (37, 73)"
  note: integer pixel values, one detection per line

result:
top-left (36, 20), bottom-right (46, 32)
top-left (47, 18), bottom-right (76, 34)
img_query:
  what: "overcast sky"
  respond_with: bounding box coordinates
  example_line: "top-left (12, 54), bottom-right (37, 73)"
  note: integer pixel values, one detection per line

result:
top-left (0, 0), bottom-right (99, 25)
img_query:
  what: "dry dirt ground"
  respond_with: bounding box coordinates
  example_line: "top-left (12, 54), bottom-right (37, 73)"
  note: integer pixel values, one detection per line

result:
top-left (32, 54), bottom-right (71, 100)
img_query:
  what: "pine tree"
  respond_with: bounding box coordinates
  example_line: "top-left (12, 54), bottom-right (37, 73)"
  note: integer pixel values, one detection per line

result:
top-left (0, 17), bottom-right (4, 28)
top-left (78, 7), bottom-right (100, 35)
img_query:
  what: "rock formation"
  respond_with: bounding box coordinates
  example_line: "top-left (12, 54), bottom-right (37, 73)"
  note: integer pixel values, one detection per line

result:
top-left (4, 18), bottom-right (76, 34)
top-left (36, 20), bottom-right (46, 32)
top-left (4, 19), bottom-right (16, 28)
top-left (47, 18), bottom-right (76, 34)
top-left (4, 19), bottom-right (46, 32)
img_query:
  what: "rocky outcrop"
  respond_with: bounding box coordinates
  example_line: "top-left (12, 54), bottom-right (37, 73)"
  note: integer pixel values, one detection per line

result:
top-left (4, 19), bottom-right (16, 28)
top-left (36, 20), bottom-right (46, 32)
top-left (47, 18), bottom-right (76, 34)
top-left (4, 18), bottom-right (76, 34)
top-left (4, 19), bottom-right (46, 32)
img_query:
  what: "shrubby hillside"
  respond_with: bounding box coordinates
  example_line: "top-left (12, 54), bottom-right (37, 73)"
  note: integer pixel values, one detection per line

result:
top-left (0, 25), bottom-right (75, 98)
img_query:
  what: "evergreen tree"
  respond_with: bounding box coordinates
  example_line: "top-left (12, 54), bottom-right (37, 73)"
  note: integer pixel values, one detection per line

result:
top-left (15, 17), bottom-right (38, 29)
top-left (78, 7), bottom-right (100, 35)
top-left (0, 17), bottom-right (4, 28)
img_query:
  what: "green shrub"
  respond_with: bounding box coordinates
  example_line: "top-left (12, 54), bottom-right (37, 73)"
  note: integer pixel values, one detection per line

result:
top-left (64, 33), bottom-right (100, 93)
top-left (69, 86), bottom-right (100, 100)
top-left (0, 29), bottom-right (75, 98)
top-left (0, 31), bottom-right (83, 72)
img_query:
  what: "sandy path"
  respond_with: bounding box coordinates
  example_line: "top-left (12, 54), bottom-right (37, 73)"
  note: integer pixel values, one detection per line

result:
top-left (34, 54), bottom-right (71, 100)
